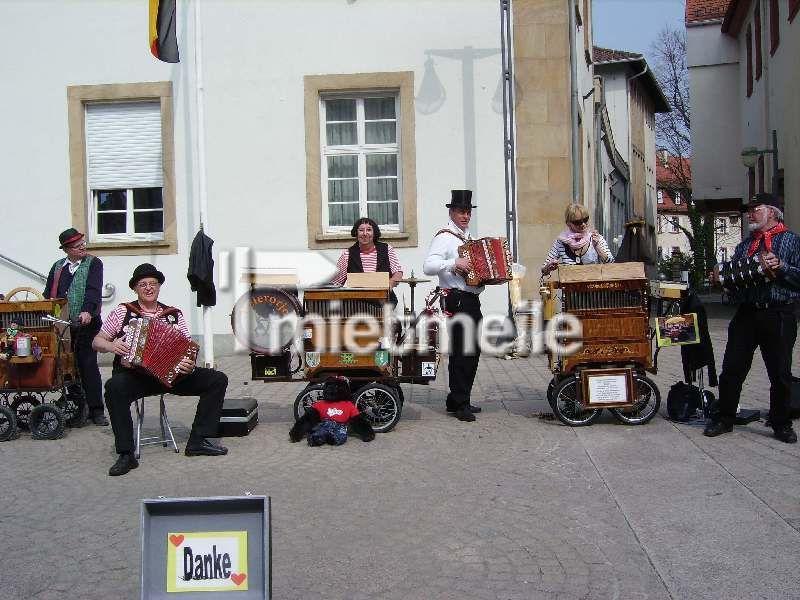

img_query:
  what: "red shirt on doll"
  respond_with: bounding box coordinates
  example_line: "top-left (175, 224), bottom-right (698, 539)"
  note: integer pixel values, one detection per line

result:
top-left (313, 401), bottom-right (361, 424)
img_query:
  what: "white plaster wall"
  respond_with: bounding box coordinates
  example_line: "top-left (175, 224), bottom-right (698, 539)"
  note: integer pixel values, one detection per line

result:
top-left (0, 0), bottom-right (509, 340)
top-left (600, 71), bottom-right (631, 165)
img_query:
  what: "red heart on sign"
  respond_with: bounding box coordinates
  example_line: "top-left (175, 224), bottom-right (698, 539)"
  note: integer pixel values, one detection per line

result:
top-left (231, 573), bottom-right (247, 586)
top-left (169, 534), bottom-right (184, 547)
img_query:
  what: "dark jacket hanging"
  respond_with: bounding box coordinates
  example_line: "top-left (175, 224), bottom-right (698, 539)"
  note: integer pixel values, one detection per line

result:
top-left (680, 291), bottom-right (718, 386)
top-left (187, 229), bottom-right (216, 307)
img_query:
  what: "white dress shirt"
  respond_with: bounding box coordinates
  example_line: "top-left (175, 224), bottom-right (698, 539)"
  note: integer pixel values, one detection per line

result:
top-left (423, 220), bottom-right (485, 294)
top-left (64, 258), bottom-right (82, 275)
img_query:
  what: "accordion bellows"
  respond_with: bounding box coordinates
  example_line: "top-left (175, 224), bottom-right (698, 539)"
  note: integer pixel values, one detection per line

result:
top-left (458, 237), bottom-right (513, 286)
top-left (718, 253), bottom-right (775, 291)
top-left (123, 316), bottom-right (199, 387)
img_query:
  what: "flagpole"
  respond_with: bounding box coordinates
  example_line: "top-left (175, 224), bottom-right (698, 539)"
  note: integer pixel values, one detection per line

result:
top-left (193, 0), bottom-right (214, 367)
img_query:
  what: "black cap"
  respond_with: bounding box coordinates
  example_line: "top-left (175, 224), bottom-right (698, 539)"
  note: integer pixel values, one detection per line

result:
top-left (58, 228), bottom-right (84, 249)
top-left (446, 189), bottom-right (476, 209)
top-left (129, 263), bottom-right (165, 290)
top-left (744, 192), bottom-right (782, 210)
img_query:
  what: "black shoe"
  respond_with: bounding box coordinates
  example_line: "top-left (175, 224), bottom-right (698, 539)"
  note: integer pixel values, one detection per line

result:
top-left (703, 421), bottom-right (733, 437)
top-left (91, 411), bottom-right (109, 426)
top-left (773, 427), bottom-right (798, 444)
top-left (185, 438), bottom-right (229, 456)
top-left (446, 404), bottom-right (482, 413)
top-left (108, 453), bottom-right (138, 477)
top-left (454, 407), bottom-right (476, 422)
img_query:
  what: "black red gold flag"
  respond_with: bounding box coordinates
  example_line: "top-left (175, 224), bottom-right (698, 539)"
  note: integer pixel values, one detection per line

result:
top-left (149, 0), bottom-right (179, 63)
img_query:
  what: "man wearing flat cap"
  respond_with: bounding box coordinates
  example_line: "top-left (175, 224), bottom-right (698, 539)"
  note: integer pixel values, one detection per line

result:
top-left (93, 263), bottom-right (228, 476)
top-left (705, 193), bottom-right (800, 443)
top-left (44, 228), bottom-right (107, 425)
top-left (423, 190), bottom-right (484, 422)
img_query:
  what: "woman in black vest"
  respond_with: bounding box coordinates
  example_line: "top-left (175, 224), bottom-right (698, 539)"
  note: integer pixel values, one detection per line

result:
top-left (331, 217), bottom-right (404, 305)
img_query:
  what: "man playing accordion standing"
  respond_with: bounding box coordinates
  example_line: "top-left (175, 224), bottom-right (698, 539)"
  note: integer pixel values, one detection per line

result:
top-left (423, 190), bottom-right (484, 422)
top-left (705, 194), bottom-right (800, 443)
top-left (93, 263), bottom-right (228, 476)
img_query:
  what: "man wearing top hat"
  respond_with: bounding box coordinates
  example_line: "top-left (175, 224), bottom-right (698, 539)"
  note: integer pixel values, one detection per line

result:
top-left (705, 193), bottom-right (800, 443)
top-left (93, 263), bottom-right (228, 476)
top-left (423, 190), bottom-right (484, 422)
top-left (43, 228), bottom-right (107, 426)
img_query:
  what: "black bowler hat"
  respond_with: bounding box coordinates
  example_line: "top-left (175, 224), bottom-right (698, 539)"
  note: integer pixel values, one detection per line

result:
top-left (58, 227), bottom-right (84, 249)
top-left (129, 263), bottom-right (165, 290)
top-left (744, 192), bottom-right (783, 210)
top-left (446, 189), bottom-right (476, 209)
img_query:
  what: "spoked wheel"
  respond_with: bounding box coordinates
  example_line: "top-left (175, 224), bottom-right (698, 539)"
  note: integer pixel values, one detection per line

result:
top-left (0, 405), bottom-right (18, 442)
top-left (355, 382), bottom-right (402, 433)
top-left (292, 383), bottom-right (326, 421)
top-left (10, 394), bottom-right (40, 430)
top-left (551, 376), bottom-right (602, 427)
top-left (57, 383), bottom-right (89, 427)
top-left (29, 404), bottom-right (66, 440)
top-left (609, 375), bottom-right (661, 425)
top-left (546, 377), bottom-right (558, 410)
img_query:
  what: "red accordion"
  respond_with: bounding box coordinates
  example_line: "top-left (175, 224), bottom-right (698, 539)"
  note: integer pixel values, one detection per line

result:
top-left (123, 316), bottom-right (199, 387)
top-left (458, 237), bottom-right (513, 286)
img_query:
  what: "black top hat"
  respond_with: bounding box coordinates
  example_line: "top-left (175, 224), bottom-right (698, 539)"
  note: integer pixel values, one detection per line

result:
top-left (58, 227), bottom-right (85, 249)
top-left (446, 189), bottom-right (476, 209)
top-left (744, 192), bottom-right (783, 210)
top-left (129, 263), bottom-right (166, 290)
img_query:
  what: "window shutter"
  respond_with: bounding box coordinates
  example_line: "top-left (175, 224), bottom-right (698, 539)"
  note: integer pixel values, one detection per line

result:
top-left (85, 101), bottom-right (163, 189)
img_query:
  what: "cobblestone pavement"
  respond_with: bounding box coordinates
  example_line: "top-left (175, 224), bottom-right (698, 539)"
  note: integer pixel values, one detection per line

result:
top-left (2, 304), bottom-right (800, 599)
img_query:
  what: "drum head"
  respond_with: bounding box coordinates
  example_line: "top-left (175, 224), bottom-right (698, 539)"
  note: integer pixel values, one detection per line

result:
top-left (231, 287), bottom-right (303, 354)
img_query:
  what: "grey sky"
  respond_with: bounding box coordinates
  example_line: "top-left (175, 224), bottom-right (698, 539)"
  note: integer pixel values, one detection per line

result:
top-left (593, 0), bottom-right (686, 61)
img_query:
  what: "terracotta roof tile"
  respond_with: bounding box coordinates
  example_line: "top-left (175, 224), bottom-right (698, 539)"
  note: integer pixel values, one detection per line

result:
top-left (685, 0), bottom-right (732, 24)
top-left (592, 46), bottom-right (641, 63)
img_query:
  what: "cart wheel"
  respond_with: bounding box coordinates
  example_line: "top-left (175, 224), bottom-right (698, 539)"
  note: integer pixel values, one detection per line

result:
top-left (609, 375), bottom-right (662, 425)
top-left (29, 404), bottom-right (66, 440)
top-left (0, 405), bottom-right (18, 442)
top-left (292, 383), bottom-right (326, 421)
top-left (10, 395), bottom-right (40, 430)
top-left (551, 376), bottom-right (602, 427)
top-left (389, 383), bottom-right (405, 405)
top-left (355, 382), bottom-right (402, 433)
top-left (546, 377), bottom-right (557, 410)
top-left (58, 383), bottom-right (88, 427)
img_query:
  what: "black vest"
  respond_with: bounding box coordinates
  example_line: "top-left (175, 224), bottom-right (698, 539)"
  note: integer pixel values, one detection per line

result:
top-left (347, 241), bottom-right (391, 274)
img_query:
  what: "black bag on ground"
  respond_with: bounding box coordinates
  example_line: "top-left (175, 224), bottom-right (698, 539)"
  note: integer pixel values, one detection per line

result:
top-left (666, 382), bottom-right (702, 422)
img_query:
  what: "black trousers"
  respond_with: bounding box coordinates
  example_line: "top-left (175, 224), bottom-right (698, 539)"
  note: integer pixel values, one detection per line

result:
top-left (105, 367), bottom-right (228, 454)
top-left (444, 290), bottom-right (482, 410)
top-left (72, 322), bottom-right (103, 414)
top-left (717, 304), bottom-right (797, 430)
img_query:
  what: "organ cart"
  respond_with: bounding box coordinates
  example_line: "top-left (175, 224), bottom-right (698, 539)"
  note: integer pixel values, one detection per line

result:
top-left (231, 276), bottom-right (441, 433)
top-left (0, 288), bottom-right (87, 441)
top-left (541, 263), bottom-right (661, 426)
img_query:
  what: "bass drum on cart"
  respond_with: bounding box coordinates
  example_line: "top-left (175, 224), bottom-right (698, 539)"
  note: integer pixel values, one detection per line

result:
top-left (231, 287), bottom-right (303, 354)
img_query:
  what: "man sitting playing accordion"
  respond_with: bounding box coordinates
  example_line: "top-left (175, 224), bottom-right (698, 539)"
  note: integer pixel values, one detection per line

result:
top-left (93, 263), bottom-right (229, 477)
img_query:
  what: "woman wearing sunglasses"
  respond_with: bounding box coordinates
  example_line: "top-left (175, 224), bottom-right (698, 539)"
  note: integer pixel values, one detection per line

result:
top-left (541, 203), bottom-right (613, 275)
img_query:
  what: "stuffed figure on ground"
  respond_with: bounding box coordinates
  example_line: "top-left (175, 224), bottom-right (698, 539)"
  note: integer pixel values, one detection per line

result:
top-left (289, 375), bottom-right (375, 445)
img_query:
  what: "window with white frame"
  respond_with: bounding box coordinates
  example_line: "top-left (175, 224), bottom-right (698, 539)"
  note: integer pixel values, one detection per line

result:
top-left (657, 189), bottom-right (664, 204)
top-left (674, 191), bottom-right (681, 205)
top-left (718, 247), bottom-right (728, 262)
top-left (321, 94), bottom-right (400, 232)
top-left (670, 218), bottom-right (680, 233)
top-left (85, 101), bottom-right (164, 242)
top-left (717, 217), bottom-right (728, 235)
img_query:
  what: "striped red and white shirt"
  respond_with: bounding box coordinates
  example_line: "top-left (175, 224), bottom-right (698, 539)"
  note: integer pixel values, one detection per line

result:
top-left (100, 303), bottom-right (191, 340)
top-left (331, 245), bottom-right (403, 285)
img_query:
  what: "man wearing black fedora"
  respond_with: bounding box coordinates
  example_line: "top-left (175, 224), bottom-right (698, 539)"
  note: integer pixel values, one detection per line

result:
top-left (43, 228), bottom-right (107, 426)
top-left (705, 193), bottom-right (800, 443)
top-left (93, 263), bottom-right (229, 476)
top-left (423, 190), bottom-right (484, 422)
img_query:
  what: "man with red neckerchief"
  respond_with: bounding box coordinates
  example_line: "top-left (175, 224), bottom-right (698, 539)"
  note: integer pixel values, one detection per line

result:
top-left (705, 193), bottom-right (800, 443)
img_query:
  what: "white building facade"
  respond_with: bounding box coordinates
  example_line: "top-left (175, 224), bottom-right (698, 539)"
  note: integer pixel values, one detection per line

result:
top-left (1, 0), bottom-right (515, 355)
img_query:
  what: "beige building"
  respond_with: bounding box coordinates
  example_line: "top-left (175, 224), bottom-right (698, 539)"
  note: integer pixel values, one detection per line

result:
top-left (687, 0), bottom-right (800, 227)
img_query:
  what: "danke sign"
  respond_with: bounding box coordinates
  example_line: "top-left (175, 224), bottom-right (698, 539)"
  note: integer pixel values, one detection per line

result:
top-left (141, 496), bottom-right (270, 599)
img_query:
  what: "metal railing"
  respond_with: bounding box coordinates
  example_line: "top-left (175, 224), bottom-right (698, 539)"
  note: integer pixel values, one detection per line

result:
top-left (0, 252), bottom-right (115, 299)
